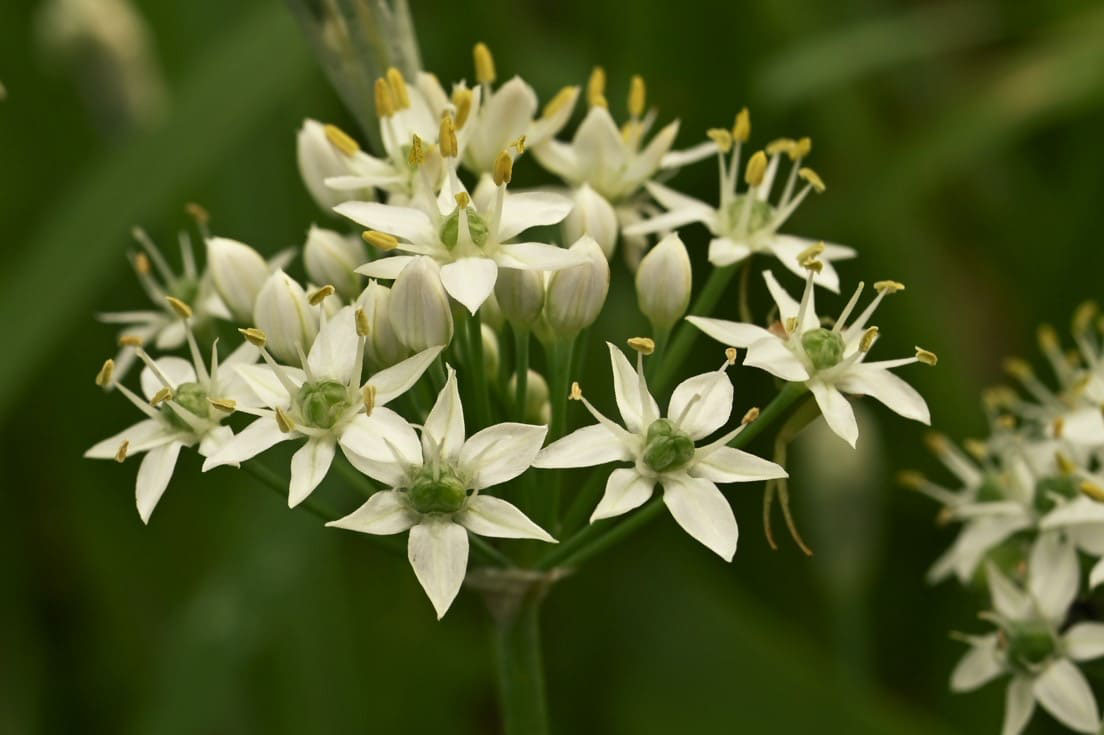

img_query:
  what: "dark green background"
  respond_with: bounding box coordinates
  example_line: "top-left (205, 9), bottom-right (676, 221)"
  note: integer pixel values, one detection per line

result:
top-left (2, 0), bottom-right (1103, 732)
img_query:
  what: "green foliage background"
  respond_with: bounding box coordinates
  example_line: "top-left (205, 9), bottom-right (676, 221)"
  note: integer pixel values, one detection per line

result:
top-left (2, 0), bottom-right (1103, 732)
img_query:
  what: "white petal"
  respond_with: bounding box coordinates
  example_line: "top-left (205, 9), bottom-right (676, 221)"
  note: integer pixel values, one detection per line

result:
top-left (1092, 558), bottom-right (1104, 589)
top-left (366, 346), bottom-right (443, 406)
top-left (1033, 659), bottom-right (1101, 733)
top-left (660, 140), bottom-right (717, 169)
top-left (1065, 623), bottom-right (1104, 661)
top-left (1002, 677), bottom-right (1035, 735)
top-left (708, 237), bottom-right (753, 267)
top-left (233, 363), bottom-right (305, 408)
top-left (927, 517), bottom-right (1029, 583)
top-left (533, 424), bottom-right (634, 468)
top-left (608, 342), bottom-right (659, 434)
top-left (495, 243), bottom-right (582, 271)
top-left (762, 269), bottom-right (801, 322)
top-left (288, 438), bottom-right (336, 507)
top-left (561, 184), bottom-right (618, 256)
top-left (986, 562), bottom-right (1032, 620)
top-left (85, 418), bottom-right (173, 459)
top-left (456, 495), bottom-right (554, 541)
top-left (307, 306), bottom-right (359, 383)
top-left (950, 635), bottom-right (1004, 692)
top-left (468, 77), bottom-right (537, 171)
top-left (745, 337), bottom-right (810, 382)
top-left (573, 107), bottom-right (627, 177)
top-left (140, 357), bottom-right (196, 400)
top-left (669, 370), bottom-right (733, 440)
top-left (1029, 532), bottom-right (1079, 622)
top-left (836, 365), bottom-right (930, 424)
top-left (809, 382), bottom-right (858, 447)
top-left (625, 120), bottom-right (679, 184)
top-left (625, 208), bottom-right (711, 237)
top-left (496, 191), bottom-right (573, 241)
top-left (422, 367), bottom-right (465, 462)
top-left (439, 257), bottom-right (498, 315)
top-left (197, 425), bottom-right (234, 458)
top-left (530, 139), bottom-right (579, 182)
top-left (690, 446), bottom-right (788, 484)
top-left (339, 408), bottom-right (421, 486)
top-left (685, 316), bottom-right (774, 349)
top-left (1056, 406), bottom-right (1104, 445)
top-left (332, 201), bottom-right (436, 244)
top-left (354, 255), bottom-right (416, 280)
top-left (202, 417), bottom-right (294, 470)
top-left (771, 235), bottom-right (854, 293)
top-left (1042, 496), bottom-right (1104, 528)
top-left (460, 423), bottom-right (547, 490)
top-left (661, 474), bottom-right (739, 560)
top-left (408, 519), bottom-right (469, 619)
top-left (644, 180), bottom-right (713, 216)
top-left (327, 490), bottom-right (419, 534)
top-left (136, 441), bottom-right (184, 523)
top-left (591, 468), bottom-right (654, 522)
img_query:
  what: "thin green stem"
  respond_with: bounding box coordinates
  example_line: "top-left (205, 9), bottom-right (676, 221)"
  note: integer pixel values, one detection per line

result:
top-left (513, 326), bottom-right (530, 420)
top-left (560, 470), bottom-right (607, 534)
top-left (544, 337), bottom-right (576, 532)
top-left (332, 452), bottom-right (376, 498)
top-left (737, 256), bottom-right (754, 323)
top-left (470, 533), bottom-right (514, 568)
top-left (729, 382), bottom-right (807, 449)
top-left (428, 354), bottom-right (446, 393)
top-left (468, 310), bottom-right (492, 430)
top-left (492, 595), bottom-right (548, 735)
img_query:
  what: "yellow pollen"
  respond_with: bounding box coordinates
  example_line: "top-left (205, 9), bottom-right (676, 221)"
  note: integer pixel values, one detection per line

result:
top-left (791, 137), bottom-right (812, 159)
top-left (473, 42), bottom-right (496, 84)
top-left (185, 202), bottom-right (210, 225)
top-left (924, 432), bottom-right (949, 454)
top-left (707, 128), bottom-right (733, 153)
top-left (363, 384), bottom-right (377, 414)
top-left (373, 78), bottom-right (395, 118)
top-left (238, 327), bottom-right (267, 348)
top-left (362, 230), bottom-right (399, 251)
top-left (569, 382), bottom-right (583, 401)
top-left (1081, 480), bottom-right (1104, 503)
top-left (896, 470), bottom-right (926, 489)
top-left (873, 280), bottom-right (905, 294)
top-left (439, 113), bottom-right (458, 158)
top-left (732, 107), bottom-right (750, 142)
top-left (324, 124), bottom-right (360, 156)
top-left (803, 259), bottom-right (824, 274)
top-left (1053, 417), bottom-right (1065, 438)
top-left (1056, 451), bottom-right (1078, 476)
top-left (543, 86), bottom-right (577, 119)
top-left (741, 407), bottom-right (760, 425)
top-left (915, 347), bottom-right (938, 366)
top-left (355, 307), bottom-right (370, 337)
top-left (408, 134), bottom-right (425, 166)
top-left (95, 359), bottom-right (115, 387)
top-left (133, 252), bottom-right (151, 275)
top-left (860, 327), bottom-right (879, 352)
top-left (118, 335), bottom-right (144, 347)
top-left (208, 397), bottom-right (236, 413)
top-left (995, 414), bottom-right (1017, 430)
top-left (511, 135), bottom-right (526, 154)
top-left (115, 440), bottom-right (129, 463)
top-left (166, 296), bottom-right (192, 319)
top-left (1037, 324), bottom-right (1059, 352)
top-left (1003, 357), bottom-right (1033, 380)
top-left (493, 149), bottom-right (514, 187)
top-left (798, 167), bottom-right (825, 192)
top-left (454, 191), bottom-right (471, 209)
top-left (275, 407), bottom-right (295, 433)
top-left (766, 138), bottom-right (795, 156)
top-left (628, 75), bottom-right (646, 118)
top-left (744, 150), bottom-right (767, 187)
top-left (628, 336), bottom-right (655, 355)
top-left (725, 347), bottom-right (738, 365)
top-left (309, 285), bottom-right (335, 305)
top-left (963, 439), bottom-right (988, 460)
top-left (1073, 301), bottom-right (1099, 334)
top-left (452, 87), bottom-right (473, 129)
top-left (784, 316), bottom-right (799, 334)
top-left (150, 387), bottom-right (173, 406)
top-left (797, 242), bottom-right (825, 264)
top-left (587, 66), bottom-right (606, 108)
top-left (386, 67), bottom-right (410, 109)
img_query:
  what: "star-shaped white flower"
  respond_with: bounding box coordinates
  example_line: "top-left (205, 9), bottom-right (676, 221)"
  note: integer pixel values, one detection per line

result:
top-left (534, 340), bottom-right (787, 560)
top-left (951, 557), bottom-right (1104, 735)
top-left (624, 132), bottom-right (855, 291)
top-left (202, 305), bottom-right (441, 507)
top-left (688, 260), bottom-right (934, 447)
top-left (327, 368), bottom-right (555, 618)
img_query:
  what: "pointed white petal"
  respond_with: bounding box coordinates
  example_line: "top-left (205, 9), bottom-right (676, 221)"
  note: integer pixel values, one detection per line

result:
top-left (354, 255), bottom-right (416, 280)
top-left (408, 519), bottom-right (469, 619)
top-left (762, 270), bottom-right (801, 323)
top-left (708, 237), bottom-right (753, 267)
top-left (987, 562), bottom-right (1032, 620)
top-left (497, 191), bottom-right (574, 241)
top-left (495, 243), bottom-right (582, 271)
top-left (573, 107), bottom-right (627, 177)
top-left (197, 425), bottom-right (234, 458)
top-left (1029, 532), bottom-right (1079, 622)
top-left (669, 370), bottom-right (733, 440)
top-left (439, 257), bottom-right (498, 315)
top-left (644, 180), bottom-right (713, 216)
top-left (529, 139), bottom-right (579, 182)
top-left (771, 235), bottom-right (853, 293)
top-left (468, 76), bottom-right (537, 171)
top-left (836, 365), bottom-right (930, 424)
top-left (288, 438), bottom-right (336, 507)
top-left (339, 409), bottom-right (421, 486)
top-left (927, 517), bottom-right (1030, 584)
top-left (1033, 659), bottom-right (1100, 733)
top-left (950, 635), bottom-right (1004, 692)
top-left (202, 417), bottom-right (294, 470)
top-left (85, 419), bottom-right (172, 459)
top-left (808, 382), bottom-right (858, 447)
top-left (422, 367), bottom-right (465, 462)
top-left (233, 363), bottom-right (305, 408)
top-left (456, 495), bottom-right (554, 541)
top-left (690, 446), bottom-right (787, 484)
top-left (1042, 496), bottom-right (1104, 528)
top-left (140, 357), bottom-right (196, 400)
top-left (625, 119), bottom-right (679, 184)
top-left (136, 441), bottom-right (184, 523)
top-left (608, 342), bottom-right (659, 434)
top-left (333, 202), bottom-right (437, 244)
top-left (460, 423), bottom-right (548, 490)
top-left (661, 474), bottom-right (739, 560)
top-left (686, 316), bottom-right (774, 349)
top-left (660, 140), bottom-right (717, 169)
top-left (745, 337), bottom-right (810, 382)
top-left (327, 490), bottom-right (419, 534)
top-left (1002, 677), bottom-right (1035, 735)
top-left (307, 306), bottom-right (359, 383)
top-left (591, 468), bottom-right (654, 522)
top-left (1065, 623), bottom-right (1104, 661)
top-left (366, 346), bottom-right (443, 406)
top-left (533, 424), bottom-right (635, 468)
top-left (624, 208), bottom-right (711, 237)
top-left (1055, 406), bottom-right (1104, 445)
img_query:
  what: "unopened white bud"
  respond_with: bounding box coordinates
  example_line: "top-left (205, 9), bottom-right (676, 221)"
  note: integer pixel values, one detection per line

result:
top-left (543, 235), bottom-right (609, 338)
top-left (296, 119), bottom-right (357, 211)
top-left (562, 184), bottom-right (618, 259)
top-left (206, 236), bottom-right (270, 323)
top-left (494, 267), bottom-right (545, 328)
top-left (304, 225), bottom-right (366, 300)
top-left (507, 369), bottom-right (551, 424)
top-left (635, 233), bottom-right (692, 331)
top-left (357, 281), bottom-right (409, 369)
top-left (481, 323), bottom-right (500, 379)
top-left (254, 270), bottom-right (319, 364)
top-left (480, 291), bottom-right (505, 331)
top-left (389, 256), bottom-right (454, 351)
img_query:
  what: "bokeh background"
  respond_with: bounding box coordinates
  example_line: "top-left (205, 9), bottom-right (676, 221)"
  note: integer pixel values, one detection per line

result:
top-left (3, 0), bottom-right (1104, 732)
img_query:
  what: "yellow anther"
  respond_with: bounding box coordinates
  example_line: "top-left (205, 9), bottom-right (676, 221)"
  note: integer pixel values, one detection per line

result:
top-left (95, 359), bottom-right (115, 387)
top-left (150, 387), bottom-right (173, 406)
top-left (185, 202), bottom-right (210, 225)
top-left (115, 440), bottom-right (129, 463)
top-left (543, 86), bottom-right (577, 119)
top-left (732, 107), bottom-right (750, 143)
top-left (493, 149), bottom-right (514, 187)
top-left (454, 191), bottom-right (471, 209)
top-left (744, 150), bottom-right (767, 187)
top-left (1081, 481), bottom-right (1104, 503)
top-left (452, 87), bottom-right (473, 129)
top-left (309, 285), bottom-right (335, 305)
top-left (408, 134), bottom-right (425, 167)
top-left (1073, 301), bottom-right (1099, 334)
top-left (324, 123), bottom-right (360, 156)
top-left (1037, 324), bottom-right (1059, 352)
top-left (373, 77), bottom-right (395, 118)
top-left (707, 128), bottom-right (733, 153)
top-left (238, 327), bottom-right (267, 348)
top-left (725, 347), bottom-right (739, 365)
top-left (916, 347), bottom-right (938, 366)
top-left (766, 138), bottom-right (795, 156)
top-left (995, 414), bottom-right (1017, 430)
top-left (439, 113), bottom-right (458, 158)
top-left (1056, 451), bottom-right (1078, 476)
top-left (569, 382), bottom-right (583, 400)
top-left (133, 252), bottom-right (151, 275)
top-left (741, 407), bottom-right (760, 425)
top-left (784, 316), bottom-right (799, 334)
top-left (803, 259), bottom-right (824, 274)
top-left (628, 336), bottom-right (655, 355)
top-left (587, 66), bottom-right (606, 108)
top-left (924, 432), bottom-right (949, 455)
top-left (860, 327), bottom-right (880, 352)
top-left (166, 296), bottom-right (192, 319)
top-left (473, 42), bottom-right (496, 84)
top-left (355, 307), bottom-right (370, 337)
top-left (362, 230), bottom-right (399, 251)
top-left (208, 397), bottom-right (236, 413)
top-left (511, 136), bottom-right (526, 154)
top-left (628, 75), bottom-right (646, 118)
top-left (963, 439), bottom-right (988, 460)
top-left (386, 67), bottom-right (410, 109)
top-left (873, 280), bottom-right (905, 294)
top-left (1053, 417), bottom-right (1065, 438)
top-left (1003, 357), bottom-right (1033, 380)
top-left (791, 137), bottom-right (812, 159)
top-left (363, 384), bottom-right (377, 415)
top-left (798, 167), bottom-right (825, 192)
top-left (119, 335), bottom-right (144, 347)
top-left (797, 242), bottom-right (825, 265)
top-left (896, 470), bottom-right (926, 490)
top-left (275, 407), bottom-right (295, 433)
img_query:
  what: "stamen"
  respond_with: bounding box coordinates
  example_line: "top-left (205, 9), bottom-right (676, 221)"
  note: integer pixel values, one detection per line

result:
top-left (363, 384), bottom-right (376, 415)
top-left (1056, 451), bottom-right (1077, 476)
top-left (119, 335), bottom-right (144, 347)
top-left (707, 128), bottom-right (733, 154)
top-left (493, 149), bottom-right (514, 187)
top-left (1081, 481), bottom-right (1104, 503)
top-left (915, 347), bottom-right (938, 366)
top-left (725, 347), bottom-right (739, 365)
top-left (586, 66), bottom-right (606, 108)
top-left (674, 392), bottom-right (703, 426)
top-left (114, 380), bottom-right (162, 420)
top-left (208, 397), bottom-right (236, 413)
top-left (860, 327), bottom-right (879, 353)
top-left (874, 280), bottom-right (905, 294)
top-left (309, 285), bottom-right (335, 305)
top-left (324, 124), bottom-right (360, 156)
top-left (150, 387), bottom-right (173, 406)
top-left (95, 359), bottom-right (115, 387)
top-left (1053, 417), bottom-right (1064, 438)
top-left (131, 227), bottom-right (174, 282)
top-left (628, 75), bottom-right (646, 118)
top-left (791, 137), bottom-right (812, 160)
top-left (627, 336), bottom-right (655, 355)
top-left (166, 296), bottom-right (192, 319)
top-left (1072, 301), bottom-right (1098, 335)
top-left (439, 113), bottom-right (458, 158)
top-left (732, 107), bottom-right (750, 143)
top-left (742, 407), bottom-right (760, 425)
top-left (133, 347), bottom-right (176, 391)
top-left (363, 230), bottom-right (399, 251)
top-left (744, 150), bottom-right (767, 187)
top-left (963, 439), bottom-right (988, 462)
top-left (798, 167), bottom-right (825, 192)
top-left (570, 382), bottom-right (583, 400)
top-left (133, 252), bottom-right (151, 275)
top-left (797, 242), bottom-right (825, 267)
top-left (373, 78), bottom-right (395, 118)
top-left (452, 87), bottom-right (473, 128)
top-left (408, 134), bottom-right (425, 167)
top-left (833, 281), bottom-right (865, 333)
top-left (275, 407), bottom-right (295, 433)
top-left (238, 327), bottom-right (267, 348)
top-left (454, 191), bottom-right (471, 209)
top-left (473, 42), bottom-right (496, 85)
top-left (115, 440), bottom-right (129, 463)
top-left (355, 307), bottom-right (370, 337)
top-left (386, 67), bottom-right (410, 109)
top-left (511, 136), bottom-right (526, 154)
top-left (543, 86), bottom-right (576, 119)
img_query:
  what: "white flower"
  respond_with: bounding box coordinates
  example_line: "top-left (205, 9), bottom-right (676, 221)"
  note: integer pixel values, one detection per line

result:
top-left (85, 315), bottom-right (257, 523)
top-left (538, 235), bottom-right (610, 339)
top-left (494, 265), bottom-right (545, 329)
top-left (561, 183), bottom-right (619, 258)
top-left (635, 232), bottom-right (692, 331)
top-left (327, 368), bottom-right (555, 618)
top-left (303, 225), bottom-right (366, 300)
top-left (625, 130), bottom-right (855, 291)
top-left (337, 156), bottom-right (580, 314)
top-left (388, 256), bottom-right (454, 351)
top-left (534, 341), bottom-right (787, 560)
top-left (356, 280), bottom-right (408, 369)
top-left (202, 305), bottom-right (441, 507)
top-left (951, 559), bottom-right (1103, 735)
top-left (688, 262), bottom-right (934, 447)
top-left (252, 269), bottom-right (319, 365)
top-left (297, 119), bottom-right (377, 211)
top-left (205, 236), bottom-right (283, 324)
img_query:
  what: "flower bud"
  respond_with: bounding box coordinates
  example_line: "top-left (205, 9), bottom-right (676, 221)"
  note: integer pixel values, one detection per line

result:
top-left (562, 184), bottom-right (618, 259)
top-left (356, 281), bottom-right (409, 369)
top-left (494, 267), bottom-right (544, 329)
top-left (635, 233), bottom-right (692, 331)
top-left (304, 225), bottom-right (366, 301)
top-left (389, 256), bottom-right (454, 351)
top-left (480, 291), bottom-right (505, 331)
top-left (206, 236), bottom-right (270, 323)
top-left (481, 323), bottom-right (500, 380)
top-left (296, 119), bottom-right (356, 211)
top-left (507, 369), bottom-right (551, 424)
top-left (254, 270), bottom-right (319, 364)
top-left (542, 236), bottom-right (609, 339)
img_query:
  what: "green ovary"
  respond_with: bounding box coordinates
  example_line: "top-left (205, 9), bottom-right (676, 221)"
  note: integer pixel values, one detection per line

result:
top-left (1005, 621), bottom-right (1057, 671)
top-left (440, 208), bottom-right (490, 249)
top-left (161, 382), bottom-right (209, 430)
top-left (408, 467), bottom-right (468, 514)
top-left (723, 195), bottom-right (774, 235)
top-left (801, 328), bottom-right (845, 370)
top-left (1033, 474), bottom-right (1079, 513)
top-left (296, 379), bottom-right (350, 429)
top-left (642, 418), bottom-right (695, 473)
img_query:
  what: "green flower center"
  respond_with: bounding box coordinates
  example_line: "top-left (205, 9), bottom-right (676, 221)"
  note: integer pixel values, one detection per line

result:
top-left (296, 379), bottom-right (351, 429)
top-left (1005, 621), bottom-right (1057, 671)
top-left (168, 276), bottom-right (199, 306)
top-left (161, 381), bottom-right (209, 430)
top-left (642, 418), bottom-right (695, 474)
top-left (408, 467), bottom-right (468, 514)
top-left (976, 475), bottom-right (1006, 503)
top-left (1033, 474), bottom-right (1079, 514)
top-left (723, 195), bottom-right (775, 234)
top-left (441, 208), bottom-right (490, 250)
top-left (801, 328), bottom-right (845, 371)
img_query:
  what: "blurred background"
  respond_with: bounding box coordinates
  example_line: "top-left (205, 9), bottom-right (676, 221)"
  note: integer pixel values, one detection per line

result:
top-left (2, 0), bottom-right (1104, 732)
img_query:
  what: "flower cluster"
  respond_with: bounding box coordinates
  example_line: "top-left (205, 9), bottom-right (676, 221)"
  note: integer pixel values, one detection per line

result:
top-left (907, 304), bottom-right (1104, 733)
top-left (86, 41), bottom-right (934, 622)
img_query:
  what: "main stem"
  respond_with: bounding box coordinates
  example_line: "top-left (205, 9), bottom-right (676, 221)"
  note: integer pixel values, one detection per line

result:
top-left (492, 594), bottom-right (549, 735)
